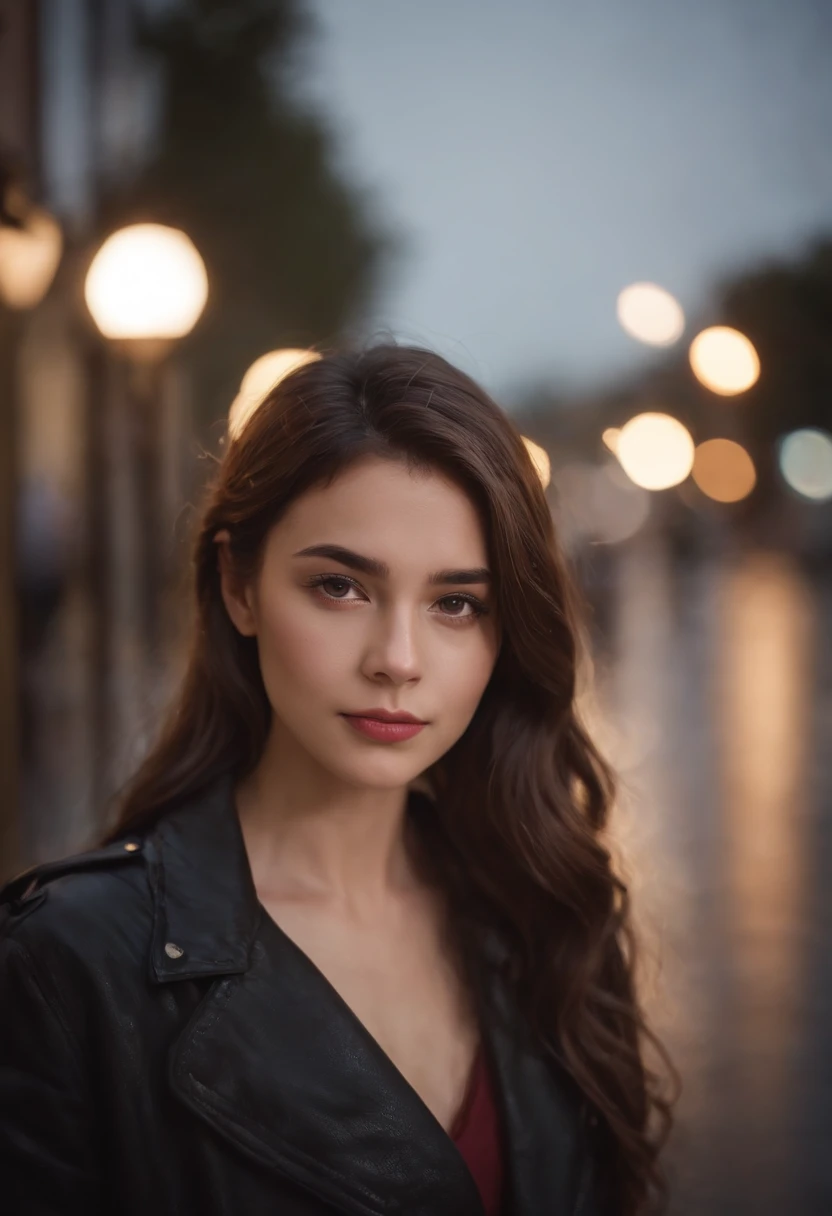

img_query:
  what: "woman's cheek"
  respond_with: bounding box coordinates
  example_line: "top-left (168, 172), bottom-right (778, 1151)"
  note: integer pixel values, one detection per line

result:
top-left (258, 598), bottom-right (349, 689)
top-left (451, 645), bottom-right (498, 724)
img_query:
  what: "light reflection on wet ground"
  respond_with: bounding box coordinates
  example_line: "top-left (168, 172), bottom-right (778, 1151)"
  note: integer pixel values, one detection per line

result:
top-left (582, 541), bottom-right (830, 1214)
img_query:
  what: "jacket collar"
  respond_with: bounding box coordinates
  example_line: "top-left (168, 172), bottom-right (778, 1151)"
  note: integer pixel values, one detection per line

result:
top-left (147, 771), bottom-right (259, 983)
top-left (144, 774), bottom-right (590, 1216)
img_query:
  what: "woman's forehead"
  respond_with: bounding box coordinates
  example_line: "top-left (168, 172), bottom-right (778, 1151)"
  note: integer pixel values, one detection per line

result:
top-left (277, 459), bottom-right (487, 547)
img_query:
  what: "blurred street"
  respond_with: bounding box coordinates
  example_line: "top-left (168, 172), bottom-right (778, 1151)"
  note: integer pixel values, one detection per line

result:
top-left (586, 540), bottom-right (832, 1213)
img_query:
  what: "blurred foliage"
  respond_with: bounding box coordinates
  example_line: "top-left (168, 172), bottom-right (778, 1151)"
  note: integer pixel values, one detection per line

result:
top-left (101, 0), bottom-right (400, 431)
top-left (718, 239), bottom-right (832, 496)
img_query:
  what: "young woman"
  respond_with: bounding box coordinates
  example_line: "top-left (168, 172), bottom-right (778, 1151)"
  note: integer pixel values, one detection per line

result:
top-left (0, 344), bottom-right (677, 1215)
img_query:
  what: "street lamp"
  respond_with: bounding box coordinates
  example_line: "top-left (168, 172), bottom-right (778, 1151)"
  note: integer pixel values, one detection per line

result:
top-left (521, 436), bottom-right (551, 489)
top-left (229, 347), bottom-right (321, 440)
top-left (84, 223), bottom-right (208, 677)
top-left (85, 222), bottom-right (207, 353)
top-left (0, 188), bottom-right (63, 309)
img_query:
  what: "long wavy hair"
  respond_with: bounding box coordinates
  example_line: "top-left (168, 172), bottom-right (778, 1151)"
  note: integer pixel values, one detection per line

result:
top-left (101, 342), bottom-right (678, 1213)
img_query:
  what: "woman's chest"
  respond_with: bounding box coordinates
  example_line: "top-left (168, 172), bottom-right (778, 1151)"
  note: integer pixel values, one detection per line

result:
top-left (260, 895), bottom-right (481, 1132)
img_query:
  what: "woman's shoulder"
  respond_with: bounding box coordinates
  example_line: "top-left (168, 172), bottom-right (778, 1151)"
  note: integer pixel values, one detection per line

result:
top-left (0, 834), bottom-right (153, 970)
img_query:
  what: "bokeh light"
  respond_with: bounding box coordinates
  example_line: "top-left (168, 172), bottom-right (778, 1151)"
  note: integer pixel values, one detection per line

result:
top-left (553, 460), bottom-right (651, 546)
top-left (616, 412), bottom-right (695, 490)
top-left (689, 326), bottom-right (760, 396)
top-left (522, 436), bottom-right (551, 489)
top-left (0, 201), bottom-right (63, 309)
top-left (692, 438), bottom-right (757, 503)
top-left (85, 223), bottom-right (208, 340)
top-left (779, 428), bottom-right (832, 502)
top-left (602, 427), bottom-right (621, 455)
top-left (228, 348), bottom-right (322, 439)
top-left (616, 282), bottom-right (685, 346)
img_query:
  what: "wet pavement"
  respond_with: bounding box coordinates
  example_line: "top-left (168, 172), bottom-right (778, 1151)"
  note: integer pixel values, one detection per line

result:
top-left (585, 540), bottom-right (832, 1215)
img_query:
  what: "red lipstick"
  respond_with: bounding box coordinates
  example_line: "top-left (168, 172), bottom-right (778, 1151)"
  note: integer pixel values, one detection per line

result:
top-left (340, 708), bottom-right (427, 743)
top-left (345, 708), bottom-right (426, 724)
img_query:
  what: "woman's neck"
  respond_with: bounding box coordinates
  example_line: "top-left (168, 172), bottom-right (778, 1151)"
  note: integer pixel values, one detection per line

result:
top-left (234, 751), bottom-right (426, 921)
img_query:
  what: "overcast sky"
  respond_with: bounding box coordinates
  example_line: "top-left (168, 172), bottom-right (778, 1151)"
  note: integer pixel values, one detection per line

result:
top-left (298, 0), bottom-right (832, 400)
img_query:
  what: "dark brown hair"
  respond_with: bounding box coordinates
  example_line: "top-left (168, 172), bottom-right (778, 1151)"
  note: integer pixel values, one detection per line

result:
top-left (102, 342), bottom-right (678, 1213)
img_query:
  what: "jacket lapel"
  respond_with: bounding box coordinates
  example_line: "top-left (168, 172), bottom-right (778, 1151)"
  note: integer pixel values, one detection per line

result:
top-left (477, 959), bottom-right (589, 1214)
top-left (146, 776), bottom-right (587, 1216)
top-left (170, 909), bottom-right (486, 1216)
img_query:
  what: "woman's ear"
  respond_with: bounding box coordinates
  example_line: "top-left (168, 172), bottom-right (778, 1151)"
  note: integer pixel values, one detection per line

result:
top-left (214, 530), bottom-right (257, 637)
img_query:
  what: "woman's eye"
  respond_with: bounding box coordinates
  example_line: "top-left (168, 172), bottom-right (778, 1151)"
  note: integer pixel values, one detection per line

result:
top-left (315, 576), bottom-right (356, 600)
top-left (307, 576), bottom-right (489, 622)
top-left (437, 595), bottom-right (488, 620)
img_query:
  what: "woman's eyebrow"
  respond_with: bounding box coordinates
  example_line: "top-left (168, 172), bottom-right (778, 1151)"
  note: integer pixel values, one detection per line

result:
top-left (292, 543), bottom-right (491, 586)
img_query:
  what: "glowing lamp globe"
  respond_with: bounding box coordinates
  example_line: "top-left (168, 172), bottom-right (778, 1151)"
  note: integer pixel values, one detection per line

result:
top-left (602, 427), bottom-right (621, 455)
top-left (522, 436), bottom-right (551, 489)
top-left (229, 348), bottom-right (322, 440)
top-left (0, 203), bottom-right (63, 309)
top-left (84, 224), bottom-right (208, 341)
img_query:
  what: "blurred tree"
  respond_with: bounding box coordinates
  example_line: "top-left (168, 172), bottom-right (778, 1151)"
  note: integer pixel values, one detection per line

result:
top-left (103, 0), bottom-right (400, 429)
top-left (716, 239), bottom-right (832, 503)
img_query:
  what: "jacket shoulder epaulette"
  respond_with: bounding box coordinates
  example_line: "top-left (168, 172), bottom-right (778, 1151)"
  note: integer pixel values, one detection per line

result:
top-left (0, 837), bottom-right (146, 922)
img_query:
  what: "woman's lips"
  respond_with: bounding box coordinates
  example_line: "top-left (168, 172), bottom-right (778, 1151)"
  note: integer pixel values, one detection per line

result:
top-left (340, 715), bottom-right (426, 742)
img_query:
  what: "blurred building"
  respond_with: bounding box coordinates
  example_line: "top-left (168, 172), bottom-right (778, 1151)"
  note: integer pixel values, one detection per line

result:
top-left (0, 0), bottom-right (193, 878)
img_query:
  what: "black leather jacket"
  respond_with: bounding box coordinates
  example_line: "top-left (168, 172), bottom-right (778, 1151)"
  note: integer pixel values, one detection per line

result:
top-left (0, 774), bottom-right (610, 1216)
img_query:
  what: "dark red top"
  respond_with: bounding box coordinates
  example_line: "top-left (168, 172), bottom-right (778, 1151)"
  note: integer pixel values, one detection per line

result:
top-left (450, 1044), bottom-right (504, 1215)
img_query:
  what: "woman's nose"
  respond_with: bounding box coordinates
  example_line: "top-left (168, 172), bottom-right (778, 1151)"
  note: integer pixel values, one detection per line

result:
top-left (361, 608), bottom-right (423, 685)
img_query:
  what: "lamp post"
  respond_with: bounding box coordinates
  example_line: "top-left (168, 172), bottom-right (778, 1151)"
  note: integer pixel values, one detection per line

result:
top-left (0, 173), bottom-right (62, 879)
top-left (83, 223), bottom-right (207, 740)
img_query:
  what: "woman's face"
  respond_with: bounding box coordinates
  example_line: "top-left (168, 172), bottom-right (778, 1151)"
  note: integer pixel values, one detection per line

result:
top-left (219, 455), bottom-right (502, 793)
